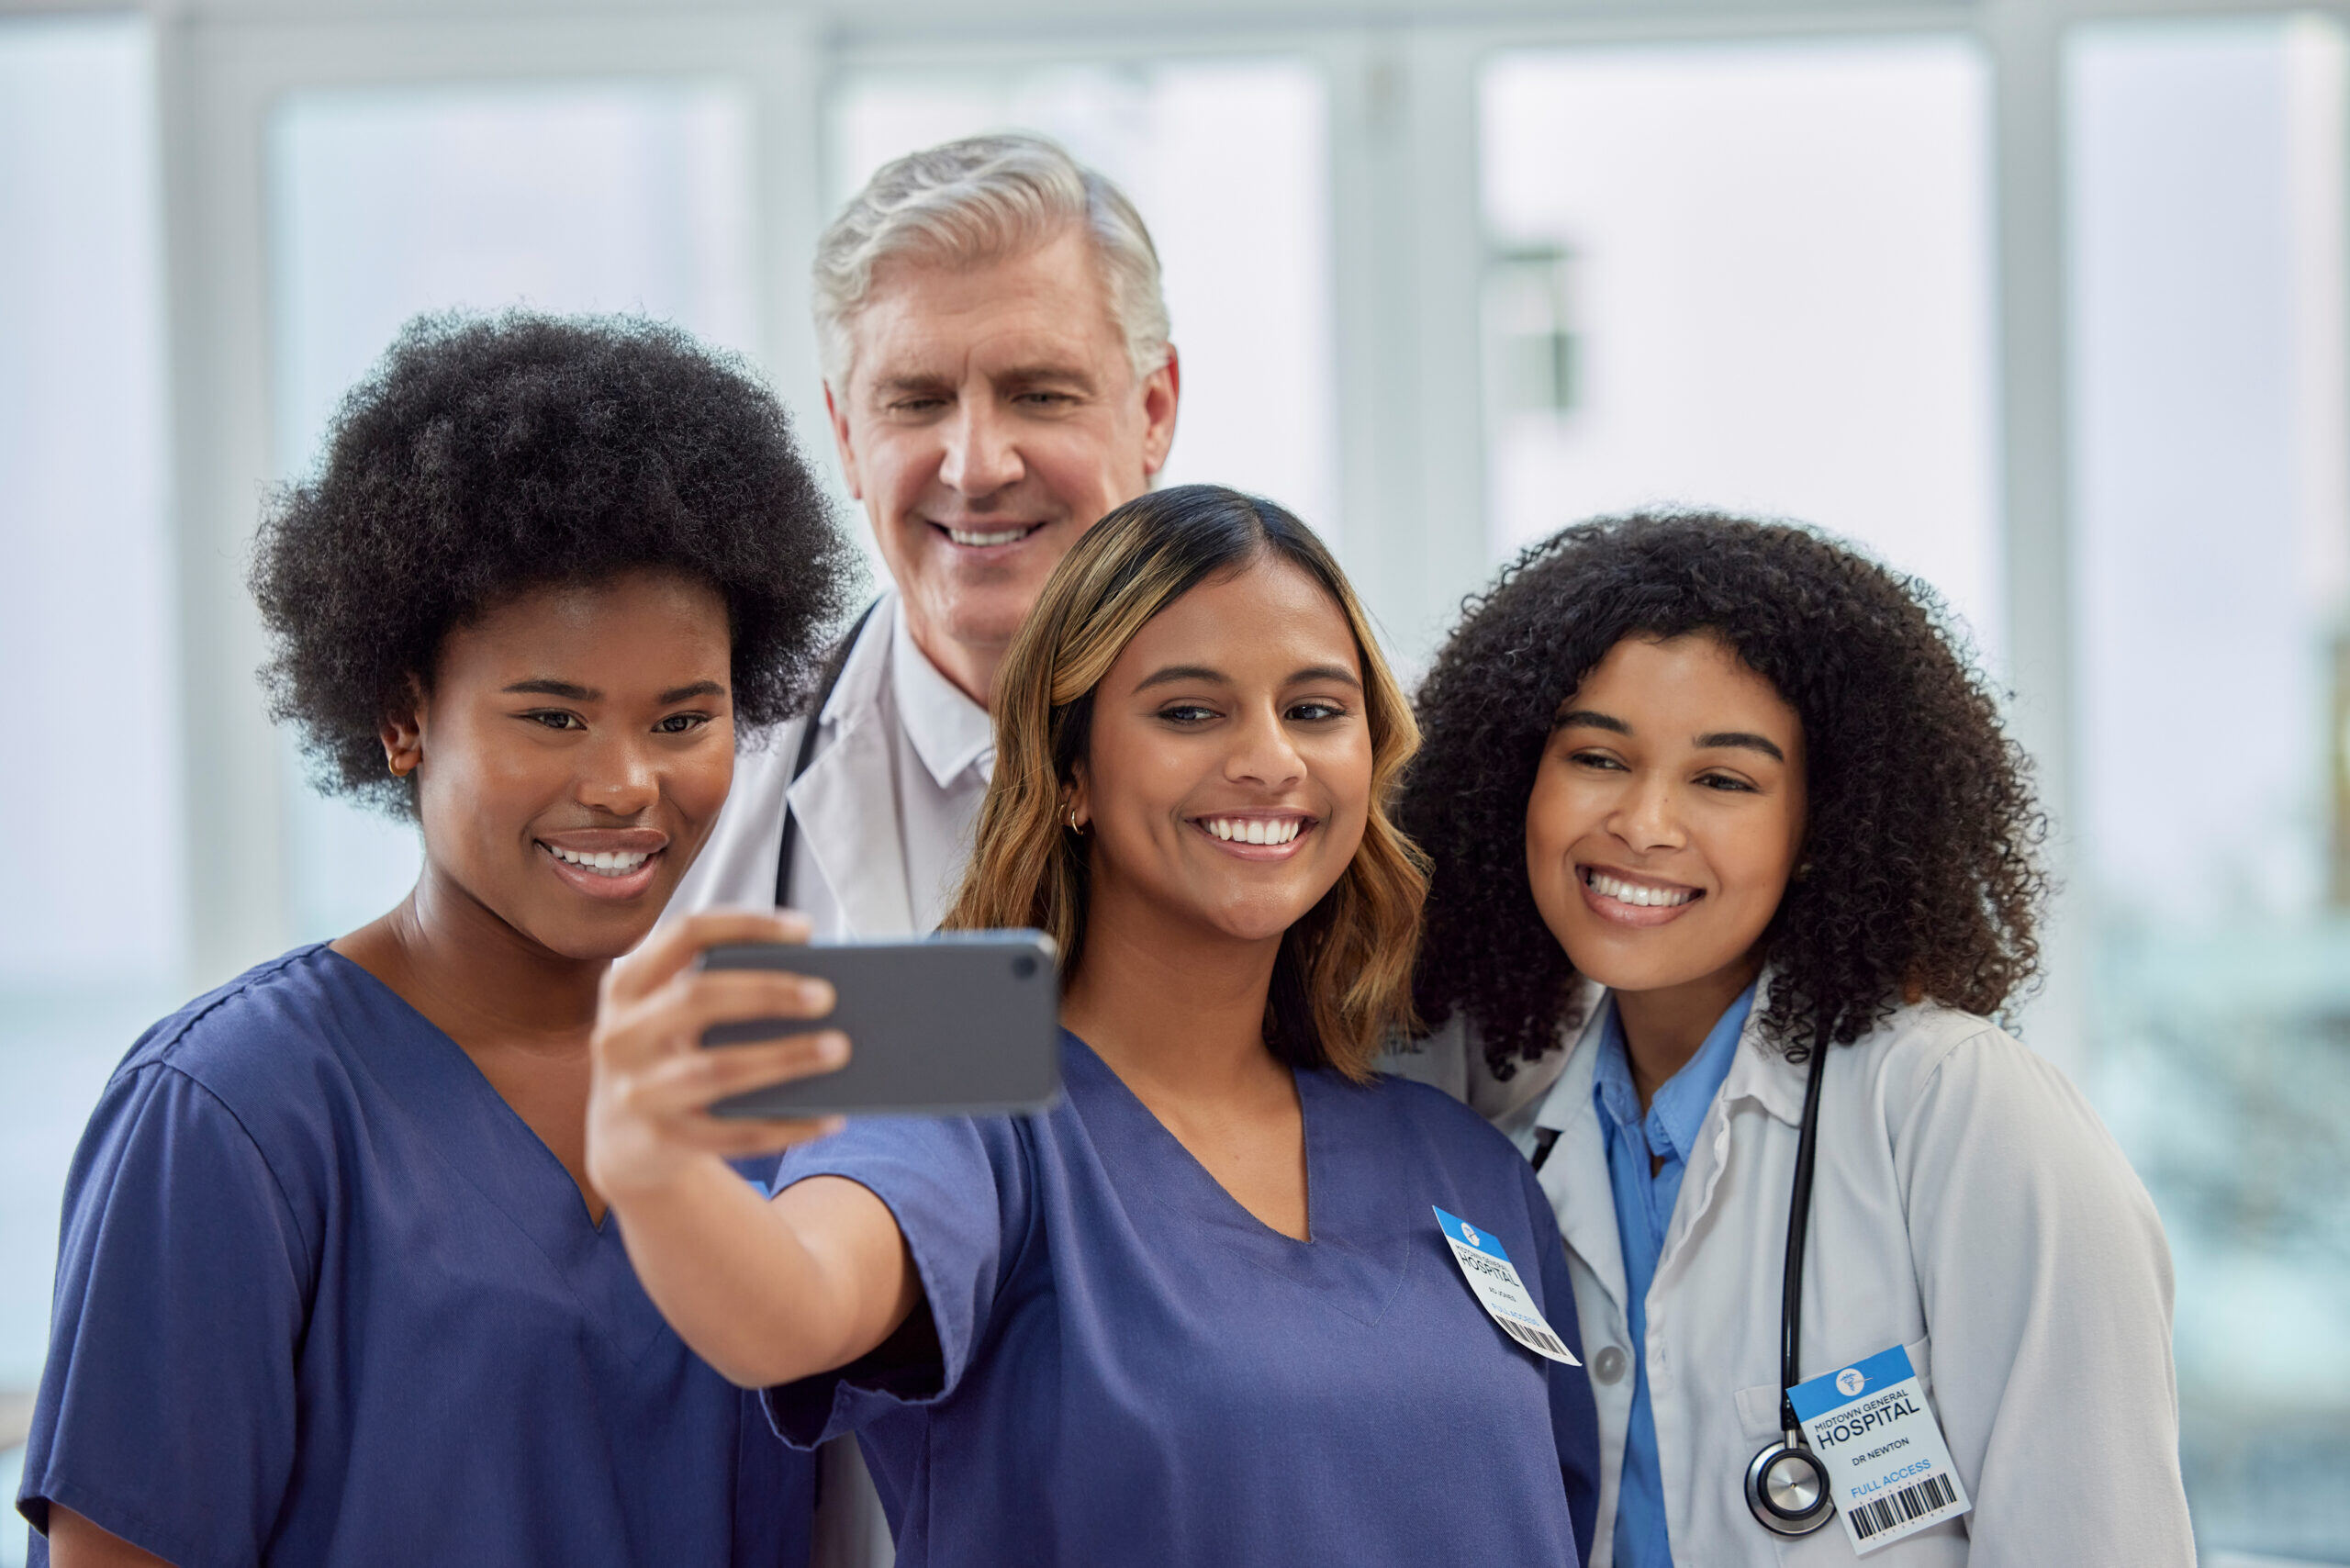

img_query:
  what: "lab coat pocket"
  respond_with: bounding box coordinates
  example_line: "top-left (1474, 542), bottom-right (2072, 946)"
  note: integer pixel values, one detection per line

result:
top-left (1737, 1333), bottom-right (1934, 1436)
top-left (1734, 1378), bottom-right (1786, 1442)
top-left (1733, 1336), bottom-right (1962, 1565)
top-left (1903, 1332), bottom-right (1933, 1400)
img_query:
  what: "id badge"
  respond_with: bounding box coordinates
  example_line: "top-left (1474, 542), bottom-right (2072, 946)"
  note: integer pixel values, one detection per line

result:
top-left (1787, 1345), bottom-right (1973, 1554)
top-left (1432, 1206), bottom-right (1579, 1365)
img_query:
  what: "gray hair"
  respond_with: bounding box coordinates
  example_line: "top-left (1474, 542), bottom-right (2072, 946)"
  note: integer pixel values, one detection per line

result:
top-left (812, 132), bottom-right (1171, 389)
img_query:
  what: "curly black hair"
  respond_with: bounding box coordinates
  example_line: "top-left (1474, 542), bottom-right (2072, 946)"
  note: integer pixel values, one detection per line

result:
top-left (251, 310), bottom-right (859, 816)
top-left (1401, 512), bottom-right (2048, 1078)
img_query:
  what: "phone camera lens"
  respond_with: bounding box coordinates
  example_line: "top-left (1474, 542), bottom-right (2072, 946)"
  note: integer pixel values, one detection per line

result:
top-left (1011, 955), bottom-right (1039, 980)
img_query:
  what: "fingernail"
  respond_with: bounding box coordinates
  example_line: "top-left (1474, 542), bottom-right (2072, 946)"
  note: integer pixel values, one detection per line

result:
top-left (804, 980), bottom-right (836, 1013)
top-left (821, 1031), bottom-right (849, 1064)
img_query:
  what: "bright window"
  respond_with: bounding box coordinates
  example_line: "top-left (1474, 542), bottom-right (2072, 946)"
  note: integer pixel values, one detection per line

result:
top-left (0, 11), bottom-right (172, 1532)
top-left (1480, 39), bottom-right (2002, 652)
top-left (265, 81), bottom-right (762, 941)
top-left (2068, 16), bottom-right (2350, 1557)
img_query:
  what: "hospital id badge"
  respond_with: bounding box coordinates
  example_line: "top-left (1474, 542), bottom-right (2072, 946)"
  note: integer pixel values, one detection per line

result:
top-left (1432, 1207), bottom-right (1579, 1365)
top-left (1788, 1345), bottom-right (1973, 1554)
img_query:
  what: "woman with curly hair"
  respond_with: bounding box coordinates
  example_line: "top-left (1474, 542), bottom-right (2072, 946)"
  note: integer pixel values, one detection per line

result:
top-left (582, 486), bottom-right (1601, 1566)
top-left (1397, 513), bottom-right (2189, 1567)
top-left (19, 312), bottom-right (857, 1568)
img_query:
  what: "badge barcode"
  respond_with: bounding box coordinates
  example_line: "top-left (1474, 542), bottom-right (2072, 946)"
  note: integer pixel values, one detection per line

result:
top-left (1497, 1316), bottom-right (1568, 1359)
top-left (1850, 1472), bottom-right (1959, 1540)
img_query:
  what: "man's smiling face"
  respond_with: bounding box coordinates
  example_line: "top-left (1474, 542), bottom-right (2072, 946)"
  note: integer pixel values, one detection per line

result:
top-left (826, 225), bottom-right (1180, 704)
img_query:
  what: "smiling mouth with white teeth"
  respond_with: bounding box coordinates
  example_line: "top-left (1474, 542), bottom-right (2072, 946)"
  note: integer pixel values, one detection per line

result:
top-left (937, 521), bottom-right (1045, 548)
top-left (1583, 868), bottom-right (1698, 907)
top-left (543, 845), bottom-right (655, 877)
top-left (1200, 816), bottom-right (1311, 846)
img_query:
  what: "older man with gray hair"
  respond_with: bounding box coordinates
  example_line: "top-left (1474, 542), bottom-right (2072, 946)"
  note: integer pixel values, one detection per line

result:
top-left (668, 131), bottom-right (1180, 1564)
top-left (677, 130), bottom-right (1178, 938)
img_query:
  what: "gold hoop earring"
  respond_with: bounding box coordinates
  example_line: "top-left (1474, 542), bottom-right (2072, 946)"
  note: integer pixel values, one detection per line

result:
top-left (1067, 803), bottom-right (1087, 835)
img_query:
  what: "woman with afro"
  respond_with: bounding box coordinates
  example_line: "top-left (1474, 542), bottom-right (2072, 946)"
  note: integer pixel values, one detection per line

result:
top-left (19, 312), bottom-right (857, 1568)
top-left (1397, 513), bottom-right (2190, 1567)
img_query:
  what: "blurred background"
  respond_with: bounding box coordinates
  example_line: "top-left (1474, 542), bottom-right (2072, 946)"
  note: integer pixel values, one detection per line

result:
top-left (1, 0), bottom-right (2344, 1560)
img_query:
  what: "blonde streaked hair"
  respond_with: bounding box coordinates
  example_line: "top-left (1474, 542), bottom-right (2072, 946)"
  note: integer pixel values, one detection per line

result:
top-left (942, 484), bottom-right (1427, 1081)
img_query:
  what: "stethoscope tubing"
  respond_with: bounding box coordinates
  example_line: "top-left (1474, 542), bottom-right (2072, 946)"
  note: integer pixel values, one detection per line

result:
top-left (773, 598), bottom-right (883, 909)
top-left (1781, 1028), bottom-right (1832, 1436)
top-left (1749, 1024), bottom-right (1838, 1536)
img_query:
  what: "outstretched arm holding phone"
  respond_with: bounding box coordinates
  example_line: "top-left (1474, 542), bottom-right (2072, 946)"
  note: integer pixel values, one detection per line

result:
top-left (588, 490), bottom-right (1603, 1568)
top-left (588, 908), bottom-right (921, 1388)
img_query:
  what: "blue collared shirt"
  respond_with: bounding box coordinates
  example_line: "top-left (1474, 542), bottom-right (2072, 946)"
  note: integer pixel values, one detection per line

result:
top-left (1593, 980), bottom-right (1757, 1568)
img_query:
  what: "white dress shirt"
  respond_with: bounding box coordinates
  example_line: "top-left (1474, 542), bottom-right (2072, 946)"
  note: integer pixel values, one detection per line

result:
top-left (1394, 978), bottom-right (2194, 1567)
top-left (671, 588), bottom-right (995, 935)
top-left (666, 588), bottom-right (994, 1568)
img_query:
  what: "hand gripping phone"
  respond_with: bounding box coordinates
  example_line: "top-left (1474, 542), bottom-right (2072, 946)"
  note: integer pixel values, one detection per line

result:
top-left (698, 930), bottom-right (1061, 1118)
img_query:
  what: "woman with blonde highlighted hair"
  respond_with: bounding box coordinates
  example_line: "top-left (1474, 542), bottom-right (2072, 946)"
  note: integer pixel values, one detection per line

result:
top-left (943, 482), bottom-right (1427, 1077)
top-left (587, 485), bottom-right (1602, 1567)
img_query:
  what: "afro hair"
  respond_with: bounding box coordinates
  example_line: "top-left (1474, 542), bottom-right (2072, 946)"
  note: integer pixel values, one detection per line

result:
top-left (250, 310), bottom-right (860, 816)
top-left (1401, 511), bottom-right (2049, 1077)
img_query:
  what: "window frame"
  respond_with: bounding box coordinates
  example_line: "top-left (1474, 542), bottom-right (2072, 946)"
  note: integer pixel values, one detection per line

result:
top-left (152, 0), bottom-right (2329, 1055)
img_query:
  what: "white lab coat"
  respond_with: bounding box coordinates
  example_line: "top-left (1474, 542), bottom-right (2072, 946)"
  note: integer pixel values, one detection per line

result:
top-left (1397, 977), bottom-right (2195, 1567)
top-left (671, 588), bottom-right (992, 939)
top-left (668, 588), bottom-right (990, 1568)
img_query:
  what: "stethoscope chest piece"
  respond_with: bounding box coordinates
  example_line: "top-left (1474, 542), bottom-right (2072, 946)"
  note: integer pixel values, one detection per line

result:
top-left (1745, 1436), bottom-right (1835, 1536)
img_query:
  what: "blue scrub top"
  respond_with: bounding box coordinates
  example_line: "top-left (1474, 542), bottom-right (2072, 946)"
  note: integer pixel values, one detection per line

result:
top-left (767, 1031), bottom-right (1602, 1567)
top-left (17, 945), bottom-right (811, 1568)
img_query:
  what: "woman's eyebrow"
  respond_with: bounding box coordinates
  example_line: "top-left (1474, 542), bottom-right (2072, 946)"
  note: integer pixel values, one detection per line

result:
top-left (1553, 708), bottom-right (1629, 734)
top-left (1287, 664), bottom-right (1362, 689)
top-left (504, 678), bottom-right (598, 700)
top-left (501, 678), bottom-right (722, 706)
top-left (1695, 730), bottom-right (1785, 762)
top-left (1134, 664), bottom-right (1229, 692)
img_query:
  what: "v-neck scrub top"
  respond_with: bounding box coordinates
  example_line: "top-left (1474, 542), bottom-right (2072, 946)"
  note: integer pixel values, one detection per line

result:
top-left (17, 945), bottom-right (811, 1568)
top-left (767, 1033), bottom-right (1602, 1567)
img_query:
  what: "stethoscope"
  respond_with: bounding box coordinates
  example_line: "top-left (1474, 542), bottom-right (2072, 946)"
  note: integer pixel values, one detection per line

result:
top-left (1743, 1034), bottom-right (1837, 1537)
top-left (1528, 1020), bottom-right (1837, 1539)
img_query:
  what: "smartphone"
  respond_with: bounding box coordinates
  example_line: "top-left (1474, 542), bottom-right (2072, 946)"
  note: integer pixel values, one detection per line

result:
top-left (698, 930), bottom-right (1061, 1119)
